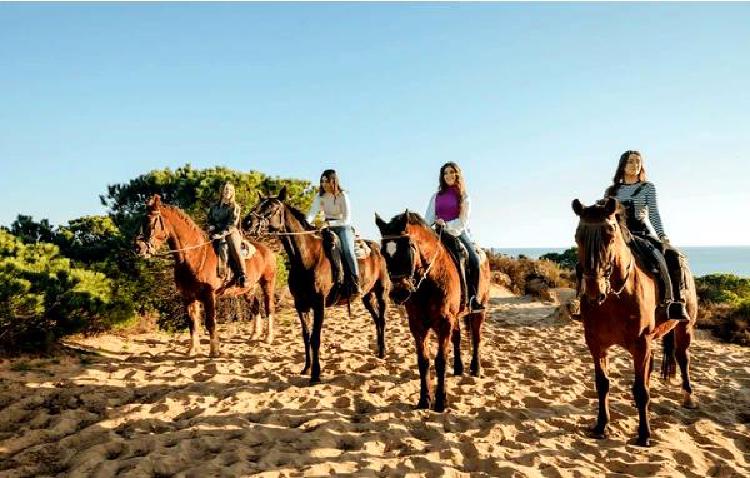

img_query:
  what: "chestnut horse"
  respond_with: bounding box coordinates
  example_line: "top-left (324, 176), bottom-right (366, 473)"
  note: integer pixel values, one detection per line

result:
top-left (375, 211), bottom-right (490, 412)
top-left (243, 187), bottom-right (390, 384)
top-left (135, 195), bottom-right (277, 356)
top-left (572, 198), bottom-right (697, 447)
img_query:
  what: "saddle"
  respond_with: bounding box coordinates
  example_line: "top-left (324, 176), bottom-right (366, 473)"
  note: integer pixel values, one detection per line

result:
top-left (439, 233), bottom-right (471, 308)
top-left (215, 238), bottom-right (256, 288)
top-left (628, 235), bottom-right (689, 302)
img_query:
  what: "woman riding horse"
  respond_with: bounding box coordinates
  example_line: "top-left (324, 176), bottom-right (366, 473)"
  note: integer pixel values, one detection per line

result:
top-left (603, 150), bottom-right (690, 322)
top-left (306, 169), bottom-right (360, 295)
top-left (208, 182), bottom-right (247, 288)
top-left (425, 162), bottom-right (485, 313)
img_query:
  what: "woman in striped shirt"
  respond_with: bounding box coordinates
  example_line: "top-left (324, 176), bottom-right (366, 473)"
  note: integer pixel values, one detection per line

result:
top-left (605, 150), bottom-right (690, 322)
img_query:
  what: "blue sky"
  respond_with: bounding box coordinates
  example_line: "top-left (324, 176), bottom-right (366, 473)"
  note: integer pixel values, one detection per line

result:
top-left (1, 3), bottom-right (748, 247)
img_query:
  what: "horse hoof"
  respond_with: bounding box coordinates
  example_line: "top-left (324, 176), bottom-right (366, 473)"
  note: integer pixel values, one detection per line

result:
top-left (454, 367), bottom-right (464, 376)
top-left (588, 427), bottom-right (608, 440)
top-left (682, 396), bottom-right (698, 409)
top-left (264, 334), bottom-right (274, 344)
top-left (434, 402), bottom-right (447, 413)
top-left (636, 437), bottom-right (651, 447)
top-left (416, 400), bottom-right (431, 410)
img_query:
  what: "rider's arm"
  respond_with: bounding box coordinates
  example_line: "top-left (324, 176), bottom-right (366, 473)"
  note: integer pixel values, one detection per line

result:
top-left (306, 195), bottom-right (321, 225)
top-left (228, 203), bottom-right (241, 230)
top-left (425, 193), bottom-right (437, 226)
top-left (645, 182), bottom-right (667, 241)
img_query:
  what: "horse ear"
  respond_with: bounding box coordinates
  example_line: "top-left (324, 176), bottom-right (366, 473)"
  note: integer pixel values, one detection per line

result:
top-left (148, 194), bottom-right (162, 207)
top-left (399, 211), bottom-right (409, 231)
top-left (572, 199), bottom-right (583, 216)
top-left (604, 197), bottom-right (617, 216)
top-left (278, 186), bottom-right (288, 201)
top-left (375, 213), bottom-right (387, 232)
top-left (257, 191), bottom-right (263, 202)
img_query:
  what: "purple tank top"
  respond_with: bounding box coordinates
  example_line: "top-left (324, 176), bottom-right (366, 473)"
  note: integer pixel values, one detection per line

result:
top-left (435, 188), bottom-right (461, 221)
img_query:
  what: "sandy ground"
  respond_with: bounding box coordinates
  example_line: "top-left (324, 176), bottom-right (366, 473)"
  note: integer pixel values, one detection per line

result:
top-left (1, 286), bottom-right (748, 477)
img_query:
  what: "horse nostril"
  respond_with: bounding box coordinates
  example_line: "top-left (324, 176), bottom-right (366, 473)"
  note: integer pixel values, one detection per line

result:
top-left (597, 293), bottom-right (606, 303)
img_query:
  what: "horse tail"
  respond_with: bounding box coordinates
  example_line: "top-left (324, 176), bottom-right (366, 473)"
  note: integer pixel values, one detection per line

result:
top-left (661, 329), bottom-right (677, 380)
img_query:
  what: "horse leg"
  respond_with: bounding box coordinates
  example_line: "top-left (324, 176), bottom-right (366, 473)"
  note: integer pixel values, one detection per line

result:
top-left (248, 296), bottom-right (262, 340)
top-left (410, 321), bottom-right (432, 409)
top-left (633, 339), bottom-right (652, 447)
top-left (469, 312), bottom-right (485, 377)
top-left (186, 300), bottom-right (201, 356)
top-left (204, 293), bottom-right (220, 358)
top-left (310, 300), bottom-right (325, 384)
top-left (588, 346), bottom-right (611, 439)
top-left (675, 323), bottom-right (697, 409)
top-left (362, 291), bottom-right (384, 359)
top-left (376, 284), bottom-right (388, 358)
top-left (434, 321), bottom-right (452, 413)
top-left (298, 311), bottom-right (311, 375)
top-left (452, 322), bottom-right (464, 376)
top-left (261, 277), bottom-right (275, 344)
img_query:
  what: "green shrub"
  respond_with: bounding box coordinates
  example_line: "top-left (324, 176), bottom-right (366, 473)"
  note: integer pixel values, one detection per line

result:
top-left (0, 231), bottom-right (133, 354)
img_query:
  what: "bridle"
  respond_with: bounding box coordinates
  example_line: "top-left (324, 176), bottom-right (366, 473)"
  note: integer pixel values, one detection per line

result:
top-left (247, 200), bottom-right (320, 238)
top-left (579, 218), bottom-right (634, 301)
top-left (381, 227), bottom-right (443, 304)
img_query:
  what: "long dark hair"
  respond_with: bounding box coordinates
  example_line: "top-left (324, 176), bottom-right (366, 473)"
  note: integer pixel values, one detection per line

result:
top-left (318, 169), bottom-right (344, 197)
top-left (605, 150), bottom-right (648, 197)
top-left (438, 162), bottom-right (467, 213)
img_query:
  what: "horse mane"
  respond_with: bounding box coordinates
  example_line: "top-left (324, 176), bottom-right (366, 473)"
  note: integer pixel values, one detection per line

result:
top-left (160, 204), bottom-right (208, 241)
top-left (284, 202), bottom-right (317, 231)
top-left (576, 202), bottom-right (631, 272)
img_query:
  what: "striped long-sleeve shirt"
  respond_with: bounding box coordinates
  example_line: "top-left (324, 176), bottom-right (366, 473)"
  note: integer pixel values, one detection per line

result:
top-left (607, 181), bottom-right (666, 239)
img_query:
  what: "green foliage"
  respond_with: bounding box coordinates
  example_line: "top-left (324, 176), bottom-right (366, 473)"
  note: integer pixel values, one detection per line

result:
top-left (100, 164), bottom-right (316, 235)
top-left (540, 247), bottom-right (578, 271)
top-left (0, 230), bottom-right (133, 354)
top-left (695, 273), bottom-right (750, 305)
top-left (1, 165), bottom-right (315, 350)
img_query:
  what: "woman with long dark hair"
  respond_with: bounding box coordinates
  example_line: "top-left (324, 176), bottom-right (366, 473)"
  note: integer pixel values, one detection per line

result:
top-left (605, 150), bottom-right (690, 321)
top-left (425, 162), bottom-right (484, 312)
top-left (306, 169), bottom-right (360, 294)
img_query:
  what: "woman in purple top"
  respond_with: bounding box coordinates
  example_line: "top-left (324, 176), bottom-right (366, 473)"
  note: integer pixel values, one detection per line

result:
top-left (425, 162), bottom-right (484, 312)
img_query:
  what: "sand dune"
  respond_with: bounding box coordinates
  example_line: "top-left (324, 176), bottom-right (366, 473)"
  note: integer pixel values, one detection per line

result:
top-left (1, 285), bottom-right (748, 477)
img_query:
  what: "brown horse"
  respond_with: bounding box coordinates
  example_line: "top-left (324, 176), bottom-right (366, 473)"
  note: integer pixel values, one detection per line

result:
top-left (572, 197), bottom-right (697, 447)
top-left (135, 194), bottom-right (277, 356)
top-left (243, 187), bottom-right (390, 384)
top-left (375, 211), bottom-right (490, 412)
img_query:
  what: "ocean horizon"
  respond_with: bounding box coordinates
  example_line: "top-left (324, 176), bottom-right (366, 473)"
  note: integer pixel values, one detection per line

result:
top-left (491, 246), bottom-right (750, 278)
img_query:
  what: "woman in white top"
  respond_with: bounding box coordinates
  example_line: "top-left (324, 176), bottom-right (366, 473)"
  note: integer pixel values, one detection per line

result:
top-left (307, 169), bottom-right (360, 293)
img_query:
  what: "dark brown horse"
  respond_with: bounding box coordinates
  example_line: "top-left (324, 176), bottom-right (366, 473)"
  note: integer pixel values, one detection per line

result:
top-left (135, 195), bottom-right (278, 356)
top-left (572, 197), bottom-right (697, 447)
top-left (243, 187), bottom-right (390, 384)
top-left (375, 211), bottom-right (490, 412)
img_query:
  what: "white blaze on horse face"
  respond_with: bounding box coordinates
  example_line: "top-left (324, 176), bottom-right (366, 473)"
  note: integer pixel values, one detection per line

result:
top-left (385, 241), bottom-right (397, 257)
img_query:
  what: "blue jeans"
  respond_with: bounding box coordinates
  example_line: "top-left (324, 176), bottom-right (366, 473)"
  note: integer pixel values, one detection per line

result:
top-left (457, 231), bottom-right (481, 298)
top-left (330, 225), bottom-right (360, 285)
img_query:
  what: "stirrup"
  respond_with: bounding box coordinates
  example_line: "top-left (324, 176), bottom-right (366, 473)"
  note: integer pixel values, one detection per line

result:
top-left (667, 301), bottom-right (690, 322)
top-left (469, 297), bottom-right (485, 313)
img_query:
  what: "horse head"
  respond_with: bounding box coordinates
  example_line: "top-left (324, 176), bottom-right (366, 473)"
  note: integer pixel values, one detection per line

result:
top-left (243, 186), bottom-right (289, 236)
top-left (376, 210), bottom-right (434, 304)
top-left (572, 197), bottom-right (629, 304)
top-left (135, 194), bottom-right (168, 258)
